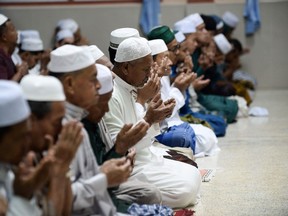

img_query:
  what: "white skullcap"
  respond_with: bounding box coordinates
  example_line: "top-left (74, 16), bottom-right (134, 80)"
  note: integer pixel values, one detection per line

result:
top-left (174, 19), bottom-right (197, 34)
top-left (56, 29), bottom-right (74, 42)
top-left (0, 80), bottom-right (30, 127)
top-left (88, 45), bottom-right (104, 61)
top-left (21, 38), bottom-right (44, 52)
top-left (115, 37), bottom-right (151, 63)
top-left (57, 18), bottom-right (79, 34)
top-left (16, 31), bottom-right (21, 45)
top-left (148, 39), bottom-right (168, 56)
top-left (96, 64), bottom-right (113, 95)
top-left (48, 44), bottom-right (95, 73)
top-left (185, 13), bottom-right (204, 27)
top-left (110, 28), bottom-right (140, 50)
top-left (222, 11), bottom-right (239, 28)
top-left (213, 34), bottom-right (232, 55)
top-left (216, 21), bottom-right (224, 30)
top-left (20, 30), bottom-right (41, 43)
top-left (20, 75), bottom-right (66, 102)
top-left (175, 31), bottom-right (186, 43)
top-left (0, 14), bottom-right (8, 26)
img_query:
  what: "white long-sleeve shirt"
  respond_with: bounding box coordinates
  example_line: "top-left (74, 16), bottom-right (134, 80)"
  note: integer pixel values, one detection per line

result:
top-left (0, 164), bottom-right (42, 216)
top-left (64, 102), bottom-right (117, 216)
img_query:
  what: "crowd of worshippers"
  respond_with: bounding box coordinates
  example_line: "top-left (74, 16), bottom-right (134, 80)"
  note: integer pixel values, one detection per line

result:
top-left (0, 11), bottom-right (257, 216)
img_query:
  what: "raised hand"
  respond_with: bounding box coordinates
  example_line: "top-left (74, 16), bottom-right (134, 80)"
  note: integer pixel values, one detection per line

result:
top-left (192, 75), bottom-right (210, 91)
top-left (13, 151), bottom-right (53, 199)
top-left (115, 121), bottom-right (149, 155)
top-left (100, 157), bottom-right (132, 188)
top-left (137, 66), bottom-right (161, 105)
top-left (174, 72), bottom-right (197, 92)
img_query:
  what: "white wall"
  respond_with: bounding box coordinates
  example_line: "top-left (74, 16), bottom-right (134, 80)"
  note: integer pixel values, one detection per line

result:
top-left (1, 1), bottom-right (288, 89)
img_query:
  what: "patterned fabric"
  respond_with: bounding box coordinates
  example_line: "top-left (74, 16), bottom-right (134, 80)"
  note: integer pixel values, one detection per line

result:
top-left (127, 203), bottom-right (173, 216)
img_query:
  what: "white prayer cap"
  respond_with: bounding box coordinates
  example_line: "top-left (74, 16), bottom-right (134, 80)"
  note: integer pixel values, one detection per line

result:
top-left (148, 39), bottom-right (168, 56)
top-left (0, 14), bottom-right (8, 26)
top-left (96, 64), bottom-right (113, 95)
top-left (56, 29), bottom-right (74, 42)
top-left (222, 11), bottom-right (239, 28)
top-left (88, 45), bottom-right (104, 61)
top-left (174, 31), bottom-right (186, 43)
top-left (174, 19), bottom-right (196, 34)
top-left (20, 30), bottom-right (41, 43)
top-left (216, 21), bottom-right (224, 30)
top-left (0, 80), bottom-right (30, 127)
top-left (184, 13), bottom-right (204, 27)
top-left (115, 37), bottom-right (151, 63)
top-left (16, 31), bottom-right (21, 45)
top-left (110, 28), bottom-right (140, 50)
top-left (48, 44), bottom-right (95, 73)
top-left (57, 18), bottom-right (79, 34)
top-left (20, 74), bottom-right (66, 102)
top-left (21, 38), bottom-right (44, 52)
top-left (213, 34), bottom-right (232, 55)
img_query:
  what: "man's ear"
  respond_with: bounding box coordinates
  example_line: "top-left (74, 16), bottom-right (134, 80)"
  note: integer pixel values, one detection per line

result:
top-left (121, 62), bottom-right (129, 76)
top-left (62, 75), bottom-right (75, 96)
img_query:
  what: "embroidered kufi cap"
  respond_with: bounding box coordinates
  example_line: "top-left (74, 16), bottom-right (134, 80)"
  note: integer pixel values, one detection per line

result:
top-left (48, 44), bottom-right (95, 72)
top-left (148, 39), bottom-right (168, 56)
top-left (147, 25), bottom-right (175, 45)
top-left (96, 64), bottom-right (113, 95)
top-left (115, 37), bottom-right (151, 63)
top-left (57, 18), bottom-right (79, 34)
top-left (21, 38), bottom-right (44, 52)
top-left (20, 74), bottom-right (65, 101)
top-left (110, 28), bottom-right (140, 50)
top-left (222, 11), bottom-right (239, 28)
top-left (213, 34), bottom-right (232, 54)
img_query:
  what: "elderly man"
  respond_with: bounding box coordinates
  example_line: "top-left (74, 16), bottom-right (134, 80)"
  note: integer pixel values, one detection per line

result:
top-left (0, 14), bottom-right (28, 81)
top-left (104, 37), bottom-right (201, 209)
top-left (20, 74), bottom-right (84, 215)
top-left (82, 64), bottom-right (162, 212)
top-left (147, 27), bottom-right (219, 156)
top-left (48, 44), bottom-right (133, 215)
top-left (0, 80), bottom-right (50, 215)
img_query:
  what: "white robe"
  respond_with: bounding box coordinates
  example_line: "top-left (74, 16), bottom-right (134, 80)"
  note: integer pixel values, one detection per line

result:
top-left (160, 76), bottom-right (220, 156)
top-left (104, 75), bottom-right (202, 208)
top-left (64, 102), bottom-right (119, 216)
top-left (0, 164), bottom-right (42, 216)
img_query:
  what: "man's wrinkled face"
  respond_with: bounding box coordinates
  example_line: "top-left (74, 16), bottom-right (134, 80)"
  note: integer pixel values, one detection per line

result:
top-left (87, 91), bottom-right (113, 123)
top-left (125, 54), bottom-right (152, 88)
top-left (69, 64), bottom-right (101, 110)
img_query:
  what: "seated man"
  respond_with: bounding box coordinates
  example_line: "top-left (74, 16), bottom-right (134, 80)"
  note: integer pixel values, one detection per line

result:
top-left (104, 37), bottom-right (202, 209)
top-left (82, 64), bottom-right (162, 213)
top-left (0, 80), bottom-right (46, 215)
top-left (147, 29), bottom-right (219, 156)
top-left (20, 74), bottom-right (83, 215)
top-left (48, 44), bottom-right (133, 215)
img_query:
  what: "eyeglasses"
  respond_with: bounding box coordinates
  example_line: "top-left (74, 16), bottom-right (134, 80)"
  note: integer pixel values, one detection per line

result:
top-left (168, 43), bottom-right (180, 53)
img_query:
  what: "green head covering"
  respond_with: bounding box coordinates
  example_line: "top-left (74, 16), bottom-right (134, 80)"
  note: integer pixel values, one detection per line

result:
top-left (147, 25), bottom-right (175, 45)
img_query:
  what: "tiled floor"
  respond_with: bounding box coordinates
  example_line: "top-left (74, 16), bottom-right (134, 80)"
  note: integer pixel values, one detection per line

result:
top-left (195, 90), bottom-right (288, 216)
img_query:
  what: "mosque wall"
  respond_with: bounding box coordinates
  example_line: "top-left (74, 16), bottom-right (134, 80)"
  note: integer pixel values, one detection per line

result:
top-left (1, 0), bottom-right (288, 89)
